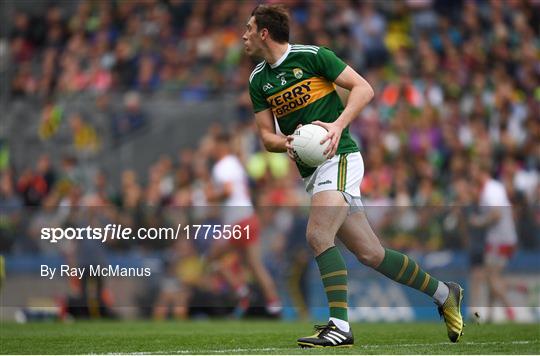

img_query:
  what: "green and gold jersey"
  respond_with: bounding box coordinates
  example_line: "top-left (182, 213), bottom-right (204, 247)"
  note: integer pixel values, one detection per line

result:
top-left (248, 44), bottom-right (359, 177)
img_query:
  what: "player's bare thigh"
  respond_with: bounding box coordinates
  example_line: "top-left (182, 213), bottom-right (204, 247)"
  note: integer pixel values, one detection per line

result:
top-left (337, 210), bottom-right (385, 268)
top-left (306, 191), bottom-right (348, 255)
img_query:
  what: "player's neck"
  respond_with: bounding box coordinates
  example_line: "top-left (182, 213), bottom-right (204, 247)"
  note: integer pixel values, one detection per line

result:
top-left (480, 175), bottom-right (490, 189)
top-left (263, 42), bottom-right (290, 66)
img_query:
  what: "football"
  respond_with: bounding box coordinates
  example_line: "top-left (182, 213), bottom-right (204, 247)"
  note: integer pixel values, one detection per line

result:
top-left (291, 124), bottom-right (331, 167)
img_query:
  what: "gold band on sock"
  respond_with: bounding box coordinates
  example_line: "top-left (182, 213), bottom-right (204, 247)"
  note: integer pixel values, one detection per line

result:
top-left (420, 274), bottom-right (431, 292)
top-left (324, 285), bottom-right (348, 292)
top-left (322, 270), bottom-right (347, 279)
top-left (395, 255), bottom-right (409, 282)
top-left (407, 263), bottom-right (419, 286)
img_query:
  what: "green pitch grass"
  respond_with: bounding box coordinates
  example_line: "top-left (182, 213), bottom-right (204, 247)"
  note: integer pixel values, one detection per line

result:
top-left (0, 320), bottom-right (538, 354)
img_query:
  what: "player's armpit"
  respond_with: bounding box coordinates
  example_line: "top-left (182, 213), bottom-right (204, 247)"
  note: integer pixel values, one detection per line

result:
top-left (254, 109), bottom-right (287, 153)
top-left (334, 85), bottom-right (350, 106)
top-left (334, 66), bottom-right (373, 96)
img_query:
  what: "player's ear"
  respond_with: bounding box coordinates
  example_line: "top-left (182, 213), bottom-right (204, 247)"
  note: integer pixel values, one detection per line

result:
top-left (260, 28), bottom-right (268, 40)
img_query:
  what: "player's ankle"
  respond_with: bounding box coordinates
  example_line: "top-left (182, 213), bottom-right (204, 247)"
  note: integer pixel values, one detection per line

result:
top-left (329, 317), bottom-right (350, 332)
top-left (433, 281), bottom-right (450, 305)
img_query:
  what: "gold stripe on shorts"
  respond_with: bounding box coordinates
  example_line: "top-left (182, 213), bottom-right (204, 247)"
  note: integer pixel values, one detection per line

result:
top-left (337, 154), bottom-right (348, 191)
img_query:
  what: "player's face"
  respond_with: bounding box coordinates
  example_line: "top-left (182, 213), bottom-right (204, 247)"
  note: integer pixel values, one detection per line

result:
top-left (243, 17), bottom-right (262, 57)
top-left (212, 140), bottom-right (228, 159)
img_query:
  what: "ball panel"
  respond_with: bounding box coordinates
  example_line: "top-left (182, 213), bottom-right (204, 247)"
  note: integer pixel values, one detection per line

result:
top-left (291, 124), bottom-right (330, 167)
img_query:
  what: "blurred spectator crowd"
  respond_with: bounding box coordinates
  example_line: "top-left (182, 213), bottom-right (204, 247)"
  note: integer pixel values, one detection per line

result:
top-left (2, 0), bottom-right (540, 255)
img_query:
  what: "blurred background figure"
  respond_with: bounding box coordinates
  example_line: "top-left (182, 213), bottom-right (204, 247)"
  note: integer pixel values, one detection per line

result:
top-left (470, 161), bottom-right (518, 321)
top-left (448, 177), bottom-right (486, 321)
top-left (206, 132), bottom-right (281, 317)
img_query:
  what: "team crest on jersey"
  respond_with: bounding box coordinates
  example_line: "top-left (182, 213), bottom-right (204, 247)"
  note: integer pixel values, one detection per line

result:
top-left (293, 68), bottom-right (303, 79)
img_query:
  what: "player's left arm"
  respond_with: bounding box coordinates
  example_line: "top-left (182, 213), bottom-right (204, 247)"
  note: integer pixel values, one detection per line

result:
top-left (314, 66), bottom-right (374, 157)
top-left (470, 207), bottom-right (502, 227)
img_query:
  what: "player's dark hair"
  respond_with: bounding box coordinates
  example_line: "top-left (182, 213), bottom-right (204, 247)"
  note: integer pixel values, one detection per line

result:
top-left (251, 4), bottom-right (289, 43)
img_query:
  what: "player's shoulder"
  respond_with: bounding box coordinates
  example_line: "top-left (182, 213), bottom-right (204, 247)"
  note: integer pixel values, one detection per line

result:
top-left (486, 179), bottom-right (505, 193)
top-left (482, 179), bottom-right (510, 203)
top-left (290, 44), bottom-right (320, 56)
top-left (249, 60), bottom-right (267, 84)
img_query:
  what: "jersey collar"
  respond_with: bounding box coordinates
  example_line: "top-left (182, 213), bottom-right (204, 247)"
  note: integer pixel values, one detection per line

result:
top-left (269, 44), bottom-right (291, 69)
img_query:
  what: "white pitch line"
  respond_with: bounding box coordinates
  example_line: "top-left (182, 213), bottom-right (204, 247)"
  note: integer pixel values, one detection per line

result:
top-left (358, 340), bottom-right (537, 349)
top-left (106, 340), bottom-right (538, 355)
top-left (106, 347), bottom-right (296, 355)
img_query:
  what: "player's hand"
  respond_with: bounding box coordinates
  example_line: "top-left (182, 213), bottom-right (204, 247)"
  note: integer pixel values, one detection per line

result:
top-left (285, 136), bottom-right (295, 160)
top-left (285, 124), bottom-right (302, 161)
top-left (469, 214), bottom-right (485, 227)
top-left (312, 120), bottom-right (343, 158)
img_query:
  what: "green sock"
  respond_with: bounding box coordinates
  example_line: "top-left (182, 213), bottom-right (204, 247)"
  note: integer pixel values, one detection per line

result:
top-left (316, 246), bottom-right (348, 321)
top-left (375, 248), bottom-right (439, 297)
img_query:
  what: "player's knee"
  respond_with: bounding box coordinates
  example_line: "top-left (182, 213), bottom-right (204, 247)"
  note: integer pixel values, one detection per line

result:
top-left (305, 228), bottom-right (333, 255)
top-left (356, 252), bottom-right (377, 268)
top-left (356, 246), bottom-right (384, 268)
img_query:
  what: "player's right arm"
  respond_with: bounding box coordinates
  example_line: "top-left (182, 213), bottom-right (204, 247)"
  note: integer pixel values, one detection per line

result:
top-left (254, 109), bottom-right (288, 153)
top-left (249, 66), bottom-right (295, 157)
top-left (470, 208), bottom-right (501, 228)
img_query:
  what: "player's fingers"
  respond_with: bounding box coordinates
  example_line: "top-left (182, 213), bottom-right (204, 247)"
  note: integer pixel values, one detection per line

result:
top-left (320, 131), bottom-right (334, 145)
top-left (332, 135), bottom-right (340, 155)
top-left (312, 120), bottom-right (328, 129)
top-left (287, 149), bottom-right (296, 161)
top-left (327, 146), bottom-right (336, 159)
top-left (326, 136), bottom-right (338, 157)
top-left (323, 143), bottom-right (332, 155)
top-left (325, 146), bottom-right (334, 158)
top-left (286, 135), bottom-right (295, 148)
top-left (323, 138), bottom-right (330, 154)
top-left (330, 143), bottom-right (338, 158)
top-left (322, 131), bottom-right (337, 150)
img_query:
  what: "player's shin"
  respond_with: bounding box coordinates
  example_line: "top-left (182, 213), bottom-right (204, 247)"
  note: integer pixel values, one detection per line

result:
top-left (316, 246), bottom-right (349, 332)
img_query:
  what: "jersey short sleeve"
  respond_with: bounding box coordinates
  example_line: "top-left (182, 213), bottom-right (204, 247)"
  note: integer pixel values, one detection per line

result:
top-left (482, 181), bottom-right (510, 207)
top-left (314, 47), bottom-right (347, 82)
top-left (249, 76), bottom-right (270, 113)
